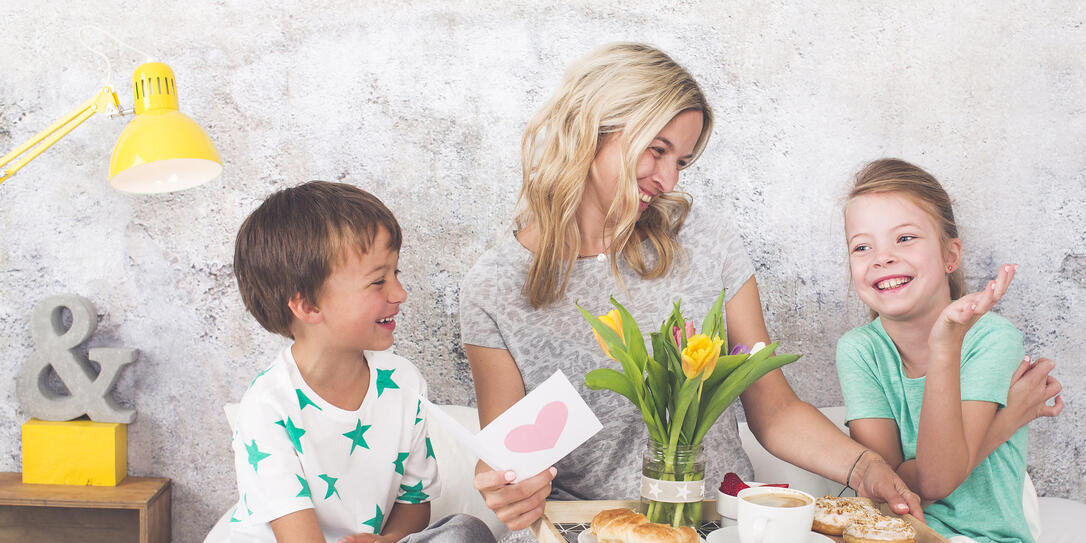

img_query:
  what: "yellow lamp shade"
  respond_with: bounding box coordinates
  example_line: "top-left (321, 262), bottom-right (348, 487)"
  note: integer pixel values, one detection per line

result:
top-left (108, 62), bottom-right (222, 194)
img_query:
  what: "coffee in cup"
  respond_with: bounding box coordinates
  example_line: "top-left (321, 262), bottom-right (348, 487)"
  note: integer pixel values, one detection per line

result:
top-left (736, 487), bottom-right (815, 543)
top-left (742, 491), bottom-right (812, 508)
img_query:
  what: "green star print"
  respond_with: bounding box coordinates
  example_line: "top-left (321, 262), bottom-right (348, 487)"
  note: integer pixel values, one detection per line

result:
top-left (245, 440), bottom-right (270, 473)
top-left (425, 437), bottom-right (436, 459)
top-left (295, 474), bottom-right (310, 498)
top-left (296, 389), bottom-right (322, 411)
top-left (319, 474), bottom-right (340, 500)
top-left (274, 417), bottom-right (306, 453)
top-left (363, 504), bottom-right (384, 533)
top-left (342, 420), bottom-right (371, 455)
top-left (398, 481), bottom-right (430, 504)
top-left (375, 368), bottom-right (399, 397)
top-left (249, 365), bottom-right (273, 388)
top-left (393, 452), bottom-right (409, 475)
top-left (415, 400), bottom-right (422, 425)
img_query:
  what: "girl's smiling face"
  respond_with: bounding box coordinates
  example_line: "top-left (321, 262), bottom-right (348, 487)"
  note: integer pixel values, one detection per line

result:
top-left (845, 192), bottom-right (961, 322)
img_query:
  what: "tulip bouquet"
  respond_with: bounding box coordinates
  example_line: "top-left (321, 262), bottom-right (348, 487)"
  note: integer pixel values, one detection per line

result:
top-left (578, 289), bottom-right (800, 527)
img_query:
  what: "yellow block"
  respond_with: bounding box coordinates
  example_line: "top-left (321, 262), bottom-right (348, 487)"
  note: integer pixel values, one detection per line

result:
top-left (21, 419), bottom-right (126, 486)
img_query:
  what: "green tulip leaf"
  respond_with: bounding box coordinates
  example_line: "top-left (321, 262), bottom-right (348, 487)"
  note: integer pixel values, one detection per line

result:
top-left (702, 353), bottom-right (749, 392)
top-left (610, 297), bottom-right (648, 373)
top-left (667, 374), bottom-right (702, 449)
top-left (680, 383), bottom-right (700, 444)
top-left (692, 349), bottom-right (801, 445)
top-left (647, 333), bottom-right (672, 426)
top-left (700, 289), bottom-right (727, 340)
top-left (585, 367), bottom-right (664, 442)
top-left (585, 368), bottom-right (637, 403)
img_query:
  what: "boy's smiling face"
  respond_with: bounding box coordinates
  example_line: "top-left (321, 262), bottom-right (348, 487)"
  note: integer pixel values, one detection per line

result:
top-left (312, 227), bottom-right (406, 353)
top-left (845, 192), bottom-right (959, 322)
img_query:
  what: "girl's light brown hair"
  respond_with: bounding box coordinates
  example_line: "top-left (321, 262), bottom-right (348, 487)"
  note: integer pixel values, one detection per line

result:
top-left (848, 159), bottom-right (965, 316)
top-left (517, 42), bottom-right (713, 308)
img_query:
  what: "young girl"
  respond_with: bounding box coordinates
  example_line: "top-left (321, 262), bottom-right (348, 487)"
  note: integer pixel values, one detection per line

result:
top-left (837, 158), bottom-right (1036, 543)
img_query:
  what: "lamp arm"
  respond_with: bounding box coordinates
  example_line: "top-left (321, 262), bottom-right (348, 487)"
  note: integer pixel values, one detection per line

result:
top-left (0, 87), bottom-right (121, 184)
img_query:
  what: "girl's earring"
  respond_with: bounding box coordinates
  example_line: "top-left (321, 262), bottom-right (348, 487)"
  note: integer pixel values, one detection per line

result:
top-left (947, 264), bottom-right (954, 272)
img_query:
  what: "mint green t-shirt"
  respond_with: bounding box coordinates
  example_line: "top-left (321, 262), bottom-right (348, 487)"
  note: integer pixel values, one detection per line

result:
top-left (836, 313), bottom-right (1032, 543)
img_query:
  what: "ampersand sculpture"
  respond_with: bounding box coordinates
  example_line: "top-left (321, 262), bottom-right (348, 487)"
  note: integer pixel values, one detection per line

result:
top-left (16, 295), bottom-right (139, 423)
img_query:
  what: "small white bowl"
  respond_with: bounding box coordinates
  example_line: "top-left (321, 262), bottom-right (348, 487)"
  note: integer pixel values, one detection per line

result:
top-left (716, 482), bottom-right (766, 519)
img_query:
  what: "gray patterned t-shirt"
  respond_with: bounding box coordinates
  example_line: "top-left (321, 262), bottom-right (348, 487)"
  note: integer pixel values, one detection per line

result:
top-left (460, 208), bottom-right (756, 503)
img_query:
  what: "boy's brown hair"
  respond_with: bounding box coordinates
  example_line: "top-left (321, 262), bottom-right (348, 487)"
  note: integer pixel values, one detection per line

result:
top-left (234, 181), bottom-right (402, 338)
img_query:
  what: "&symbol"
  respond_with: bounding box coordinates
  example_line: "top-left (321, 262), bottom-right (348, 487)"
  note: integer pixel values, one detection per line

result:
top-left (16, 294), bottom-right (139, 423)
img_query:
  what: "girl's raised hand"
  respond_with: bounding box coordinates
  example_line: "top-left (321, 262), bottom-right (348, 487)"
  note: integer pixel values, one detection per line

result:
top-left (1006, 356), bottom-right (1064, 424)
top-left (930, 264), bottom-right (1017, 349)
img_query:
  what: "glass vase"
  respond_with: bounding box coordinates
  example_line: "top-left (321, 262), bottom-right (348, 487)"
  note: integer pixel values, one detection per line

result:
top-left (639, 438), bottom-right (705, 528)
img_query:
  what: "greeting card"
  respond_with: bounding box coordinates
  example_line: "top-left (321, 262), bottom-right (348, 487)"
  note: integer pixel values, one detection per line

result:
top-left (419, 370), bottom-right (602, 482)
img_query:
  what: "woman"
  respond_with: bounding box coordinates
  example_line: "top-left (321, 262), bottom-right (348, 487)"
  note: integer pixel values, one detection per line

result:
top-left (459, 43), bottom-right (1061, 534)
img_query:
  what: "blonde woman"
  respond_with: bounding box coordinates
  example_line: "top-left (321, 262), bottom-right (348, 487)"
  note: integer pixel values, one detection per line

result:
top-left (458, 43), bottom-right (1056, 535)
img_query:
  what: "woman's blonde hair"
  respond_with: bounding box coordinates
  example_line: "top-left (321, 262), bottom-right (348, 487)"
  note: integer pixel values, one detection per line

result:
top-left (847, 159), bottom-right (965, 317)
top-left (516, 42), bottom-right (713, 308)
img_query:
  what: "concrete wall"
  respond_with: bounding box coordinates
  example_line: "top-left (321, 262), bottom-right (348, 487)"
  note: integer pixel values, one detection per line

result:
top-left (1, 1), bottom-right (1082, 541)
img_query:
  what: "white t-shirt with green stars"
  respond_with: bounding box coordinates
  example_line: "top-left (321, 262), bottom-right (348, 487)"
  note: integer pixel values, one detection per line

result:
top-left (229, 347), bottom-right (440, 543)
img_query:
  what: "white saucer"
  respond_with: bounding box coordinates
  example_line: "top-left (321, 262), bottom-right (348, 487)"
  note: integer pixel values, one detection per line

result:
top-left (578, 530), bottom-right (706, 542)
top-left (576, 531), bottom-right (600, 543)
top-left (706, 525), bottom-right (832, 543)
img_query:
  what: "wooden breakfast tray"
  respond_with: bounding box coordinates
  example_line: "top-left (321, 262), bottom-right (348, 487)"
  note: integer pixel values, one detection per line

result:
top-left (531, 499), bottom-right (947, 543)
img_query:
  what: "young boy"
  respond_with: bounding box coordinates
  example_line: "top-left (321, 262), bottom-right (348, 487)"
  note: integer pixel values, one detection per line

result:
top-left (229, 181), bottom-right (494, 543)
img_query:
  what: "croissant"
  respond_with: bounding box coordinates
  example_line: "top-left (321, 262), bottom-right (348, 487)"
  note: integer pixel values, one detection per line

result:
top-left (590, 509), bottom-right (698, 543)
top-left (627, 522), bottom-right (698, 543)
top-left (591, 508), bottom-right (648, 541)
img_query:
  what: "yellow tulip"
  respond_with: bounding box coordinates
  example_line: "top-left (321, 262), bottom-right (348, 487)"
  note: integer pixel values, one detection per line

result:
top-left (681, 334), bottom-right (724, 379)
top-left (592, 309), bottom-right (625, 359)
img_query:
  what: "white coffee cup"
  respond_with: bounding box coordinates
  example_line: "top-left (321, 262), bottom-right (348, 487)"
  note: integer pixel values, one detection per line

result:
top-left (736, 486), bottom-right (815, 543)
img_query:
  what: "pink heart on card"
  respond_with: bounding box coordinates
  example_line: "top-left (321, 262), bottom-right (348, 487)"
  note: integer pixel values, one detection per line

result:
top-left (504, 401), bottom-right (569, 453)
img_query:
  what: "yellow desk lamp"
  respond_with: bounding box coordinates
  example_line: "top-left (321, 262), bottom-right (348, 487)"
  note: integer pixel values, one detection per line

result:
top-left (0, 61), bottom-right (222, 193)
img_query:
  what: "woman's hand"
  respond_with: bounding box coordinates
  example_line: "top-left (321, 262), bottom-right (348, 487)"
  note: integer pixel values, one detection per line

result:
top-left (466, 343), bottom-right (552, 530)
top-left (929, 264), bottom-right (1016, 350)
top-left (851, 452), bottom-right (926, 522)
top-left (474, 467), bottom-right (556, 531)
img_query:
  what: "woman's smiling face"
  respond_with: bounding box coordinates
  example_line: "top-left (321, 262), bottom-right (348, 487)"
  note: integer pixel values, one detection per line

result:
top-left (584, 108), bottom-right (704, 217)
top-left (845, 191), bottom-right (960, 321)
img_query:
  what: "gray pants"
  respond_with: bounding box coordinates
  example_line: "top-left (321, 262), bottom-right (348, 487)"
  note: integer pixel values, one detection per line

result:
top-left (398, 514), bottom-right (497, 543)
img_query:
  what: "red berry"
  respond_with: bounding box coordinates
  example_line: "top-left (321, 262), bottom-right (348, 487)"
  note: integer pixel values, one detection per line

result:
top-left (718, 472), bottom-right (749, 496)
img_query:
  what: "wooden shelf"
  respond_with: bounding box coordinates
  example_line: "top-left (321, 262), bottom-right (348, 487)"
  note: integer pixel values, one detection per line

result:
top-left (0, 473), bottom-right (170, 543)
